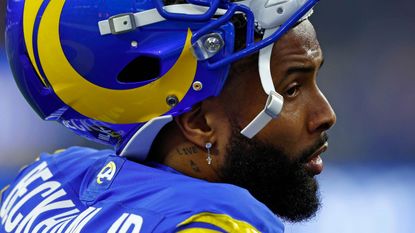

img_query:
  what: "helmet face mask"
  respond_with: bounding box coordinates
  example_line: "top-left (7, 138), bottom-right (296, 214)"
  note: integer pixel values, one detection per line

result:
top-left (6, 0), bottom-right (318, 159)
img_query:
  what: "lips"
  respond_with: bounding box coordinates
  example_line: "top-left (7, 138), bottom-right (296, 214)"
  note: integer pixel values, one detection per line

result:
top-left (304, 142), bottom-right (328, 175)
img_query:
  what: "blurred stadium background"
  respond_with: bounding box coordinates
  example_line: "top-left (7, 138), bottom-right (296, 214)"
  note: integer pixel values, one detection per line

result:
top-left (1, 0), bottom-right (414, 232)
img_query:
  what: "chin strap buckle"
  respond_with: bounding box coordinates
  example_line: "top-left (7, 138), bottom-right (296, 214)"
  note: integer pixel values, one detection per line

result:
top-left (241, 90), bottom-right (283, 138)
top-left (107, 13), bottom-right (137, 35)
top-left (264, 90), bottom-right (283, 118)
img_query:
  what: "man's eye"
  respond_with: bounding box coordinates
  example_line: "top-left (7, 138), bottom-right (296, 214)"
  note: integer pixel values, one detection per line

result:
top-left (285, 83), bottom-right (300, 98)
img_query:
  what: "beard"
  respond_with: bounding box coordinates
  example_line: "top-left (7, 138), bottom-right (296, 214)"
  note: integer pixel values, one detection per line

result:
top-left (219, 126), bottom-right (328, 222)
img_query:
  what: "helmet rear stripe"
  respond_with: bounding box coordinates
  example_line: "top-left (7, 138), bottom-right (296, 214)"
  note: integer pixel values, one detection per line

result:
top-left (23, 0), bottom-right (49, 87)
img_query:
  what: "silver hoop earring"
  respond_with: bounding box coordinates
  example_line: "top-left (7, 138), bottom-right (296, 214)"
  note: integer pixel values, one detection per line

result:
top-left (205, 142), bottom-right (212, 165)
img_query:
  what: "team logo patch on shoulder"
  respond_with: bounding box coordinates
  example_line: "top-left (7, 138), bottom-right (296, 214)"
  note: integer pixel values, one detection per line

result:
top-left (80, 155), bottom-right (126, 203)
top-left (97, 161), bottom-right (117, 184)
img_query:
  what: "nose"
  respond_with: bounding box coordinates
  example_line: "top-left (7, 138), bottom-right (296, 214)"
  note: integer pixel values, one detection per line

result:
top-left (307, 88), bottom-right (336, 133)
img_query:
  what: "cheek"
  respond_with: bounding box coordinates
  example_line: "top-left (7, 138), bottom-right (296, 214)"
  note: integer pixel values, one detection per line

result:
top-left (222, 70), bottom-right (267, 130)
top-left (258, 100), bottom-right (308, 154)
top-left (231, 91), bottom-right (268, 130)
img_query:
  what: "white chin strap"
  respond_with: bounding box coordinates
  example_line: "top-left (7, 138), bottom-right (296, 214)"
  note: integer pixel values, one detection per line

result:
top-left (239, 0), bottom-right (314, 138)
top-left (240, 27), bottom-right (283, 138)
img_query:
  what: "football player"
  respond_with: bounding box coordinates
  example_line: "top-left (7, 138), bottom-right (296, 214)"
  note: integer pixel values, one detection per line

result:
top-left (1, 0), bottom-right (336, 232)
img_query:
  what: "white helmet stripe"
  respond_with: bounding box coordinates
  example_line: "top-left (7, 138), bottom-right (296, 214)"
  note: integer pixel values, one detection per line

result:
top-left (98, 4), bottom-right (227, 36)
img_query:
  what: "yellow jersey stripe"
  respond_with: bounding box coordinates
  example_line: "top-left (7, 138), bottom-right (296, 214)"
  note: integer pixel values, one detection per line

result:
top-left (177, 212), bottom-right (261, 233)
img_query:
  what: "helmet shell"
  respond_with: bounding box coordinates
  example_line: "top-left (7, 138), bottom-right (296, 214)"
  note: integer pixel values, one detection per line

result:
top-left (6, 0), bottom-right (234, 150)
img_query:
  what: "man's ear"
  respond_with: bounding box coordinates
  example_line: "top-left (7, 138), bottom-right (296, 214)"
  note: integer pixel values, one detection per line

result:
top-left (175, 99), bottom-right (227, 148)
top-left (175, 102), bottom-right (212, 148)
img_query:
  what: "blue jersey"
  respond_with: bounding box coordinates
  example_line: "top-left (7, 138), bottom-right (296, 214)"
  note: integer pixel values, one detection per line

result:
top-left (0, 147), bottom-right (284, 232)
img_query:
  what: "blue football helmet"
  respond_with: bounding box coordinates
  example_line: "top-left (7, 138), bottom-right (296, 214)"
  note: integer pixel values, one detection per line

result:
top-left (6, 0), bottom-right (318, 160)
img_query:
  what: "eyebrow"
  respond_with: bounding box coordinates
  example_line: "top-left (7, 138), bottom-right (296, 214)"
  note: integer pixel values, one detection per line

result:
top-left (286, 66), bottom-right (315, 77)
top-left (285, 57), bottom-right (325, 77)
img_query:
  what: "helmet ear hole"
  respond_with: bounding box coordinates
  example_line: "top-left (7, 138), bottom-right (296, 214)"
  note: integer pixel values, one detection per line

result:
top-left (117, 56), bottom-right (161, 83)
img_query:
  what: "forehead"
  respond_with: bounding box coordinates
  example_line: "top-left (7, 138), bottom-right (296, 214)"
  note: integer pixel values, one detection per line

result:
top-left (272, 20), bottom-right (322, 63)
